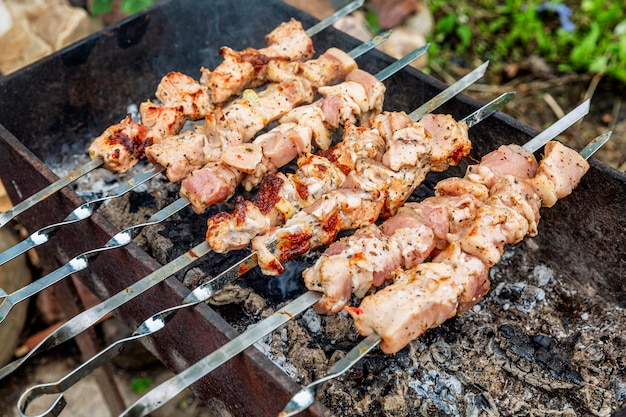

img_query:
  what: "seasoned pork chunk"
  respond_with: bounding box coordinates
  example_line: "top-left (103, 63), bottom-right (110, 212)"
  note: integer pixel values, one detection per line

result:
top-left (155, 71), bottom-right (212, 120)
top-left (88, 115), bottom-right (150, 173)
top-left (201, 19), bottom-right (314, 104)
top-left (346, 141), bottom-right (589, 355)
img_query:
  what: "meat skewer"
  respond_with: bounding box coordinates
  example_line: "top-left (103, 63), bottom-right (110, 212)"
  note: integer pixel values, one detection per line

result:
top-left (248, 93), bottom-right (521, 276)
top-left (204, 62), bottom-right (489, 253)
top-left (94, 96), bottom-right (516, 417)
top-left (0, 1), bottom-right (363, 229)
top-left (278, 132), bottom-right (611, 417)
top-left (0, 52), bottom-right (428, 360)
top-left (0, 34), bottom-right (391, 270)
top-left (115, 101), bottom-right (590, 417)
top-left (119, 40), bottom-right (376, 178)
top-left (202, 0), bottom-right (365, 104)
top-left (304, 140), bottom-right (539, 315)
top-left (4, 69), bottom-right (489, 397)
top-left (176, 50), bottom-right (400, 214)
top-left (0, 46), bottom-right (421, 327)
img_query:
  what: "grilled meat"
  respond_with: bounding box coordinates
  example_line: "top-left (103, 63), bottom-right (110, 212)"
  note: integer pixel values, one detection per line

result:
top-left (304, 143), bottom-right (539, 314)
top-left (200, 18), bottom-right (315, 104)
top-left (347, 141), bottom-right (590, 354)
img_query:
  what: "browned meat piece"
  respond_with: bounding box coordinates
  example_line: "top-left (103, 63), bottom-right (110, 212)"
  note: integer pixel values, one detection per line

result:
top-left (145, 131), bottom-right (220, 182)
top-left (155, 71), bottom-right (212, 120)
top-left (139, 101), bottom-right (186, 143)
top-left (88, 115), bottom-right (150, 173)
top-left (201, 19), bottom-right (314, 104)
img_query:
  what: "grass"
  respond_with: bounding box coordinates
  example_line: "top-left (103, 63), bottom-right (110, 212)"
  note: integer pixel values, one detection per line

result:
top-left (426, 0), bottom-right (626, 85)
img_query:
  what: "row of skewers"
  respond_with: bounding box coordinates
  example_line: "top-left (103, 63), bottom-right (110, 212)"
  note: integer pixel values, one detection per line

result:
top-left (0, 2), bottom-right (611, 416)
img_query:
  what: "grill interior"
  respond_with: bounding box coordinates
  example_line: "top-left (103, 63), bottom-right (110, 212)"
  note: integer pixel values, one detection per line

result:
top-left (0, 0), bottom-right (625, 415)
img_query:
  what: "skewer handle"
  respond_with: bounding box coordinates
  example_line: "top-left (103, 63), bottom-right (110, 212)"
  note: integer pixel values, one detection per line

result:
top-left (279, 334), bottom-right (381, 417)
top-left (121, 291), bottom-right (322, 417)
top-left (0, 158), bottom-right (103, 229)
top-left (0, 165), bottom-right (164, 267)
top-left (17, 332), bottom-right (146, 417)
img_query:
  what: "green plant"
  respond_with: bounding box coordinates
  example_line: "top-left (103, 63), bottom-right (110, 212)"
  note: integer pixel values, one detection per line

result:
top-left (90, 0), bottom-right (155, 16)
top-left (130, 377), bottom-right (152, 394)
top-left (426, 0), bottom-right (626, 84)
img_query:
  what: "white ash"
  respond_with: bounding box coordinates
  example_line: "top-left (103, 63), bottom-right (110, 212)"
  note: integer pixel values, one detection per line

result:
top-left (532, 263), bottom-right (555, 286)
top-left (408, 369), bottom-right (463, 416)
top-left (493, 281), bottom-right (546, 313)
top-left (254, 334), bottom-right (300, 381)
top-left (301, 308), bottom-right (322, 334)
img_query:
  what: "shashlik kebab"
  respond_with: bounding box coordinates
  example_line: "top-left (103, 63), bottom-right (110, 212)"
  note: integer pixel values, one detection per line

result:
top-left (346, 141), bottom-right (593, 353)
top-left (0, 32), bottom-right (393, 268)
top-left (280, 132), bottom-right (610, 417)
top-left (0, 49), bottom-right (432, 368)
top-left (17, 95), bottom-right (504, 417)
top-left (0, 1), bottom-right (363, 228)
top-left (201, 62), bottom-right (489, 253)
top-left (176, 60), bottom-right (391, 214)
top-left (115, 101), bottom-right (590, 417)
top-left (7, 72), bottom-right (492, 407)
top-left (303, 141), bottom-right (540, 315)
top-left (0, 50), bottom-right (430, 343)
top-left (90, 40), bottom-right (371, 175)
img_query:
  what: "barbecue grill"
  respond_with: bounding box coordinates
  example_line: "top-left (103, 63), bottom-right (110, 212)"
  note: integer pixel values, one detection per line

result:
top-left (0, 0), bottom-right (624, 416)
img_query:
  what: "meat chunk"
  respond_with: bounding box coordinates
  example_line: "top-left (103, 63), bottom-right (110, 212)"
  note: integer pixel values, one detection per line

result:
top-left (179, 163), bottom-right (242, 214)
top-left (529, 141), bottom-right (589, 207)
top-left (155, 71), bottom-right (212, 120)
top-left (88, 115), bottom-right (150, 173)
top-left (145, 131), bottom-right (219, 182)
top-left (201, 19), bottom-right (314, 104)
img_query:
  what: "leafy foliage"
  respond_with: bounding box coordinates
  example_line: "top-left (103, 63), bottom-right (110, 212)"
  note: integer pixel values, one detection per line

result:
top-left (426, 0), bottom-right (626, 84)
top-left (130, 377), bottom-right (152, 393)
top-left (91, 0), bottom-right (155, 16)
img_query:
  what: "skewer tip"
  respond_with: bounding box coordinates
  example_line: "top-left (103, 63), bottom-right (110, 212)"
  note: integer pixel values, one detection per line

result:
top-left (580, 131), bottom-right (612, 160)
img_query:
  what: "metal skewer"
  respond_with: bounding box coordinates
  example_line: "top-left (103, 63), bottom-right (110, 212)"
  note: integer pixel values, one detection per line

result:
top-left (14, 62), bottom-right (490, 417)
top-left (279, 334), bottom-right (381, 417)
top-left (0, 28), bottom-right (392, 267)
top-left (0, 0), bottom-right (365, 230)
top-left (278, 129), bottom-right (610, 417)
top-left (118, 98), bottom-right (588, 417)
top-left (0, 34), bottom-right (395, 325)
top-left (0, 44), bottom-right (430, 384)
top-left (0, 165), bottom-right (165, 267)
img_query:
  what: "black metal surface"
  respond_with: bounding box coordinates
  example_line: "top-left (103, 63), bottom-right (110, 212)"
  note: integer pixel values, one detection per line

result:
top-left (0, 0), bottom-right (624, 415)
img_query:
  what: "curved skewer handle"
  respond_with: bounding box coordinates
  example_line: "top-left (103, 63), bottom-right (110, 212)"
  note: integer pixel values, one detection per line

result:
top-left (279, 334), bottom-right (381, 416)
top-left (0, 165), bottom-right (164, 267)
top-left (0, 158), bottom-right (104, 229)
